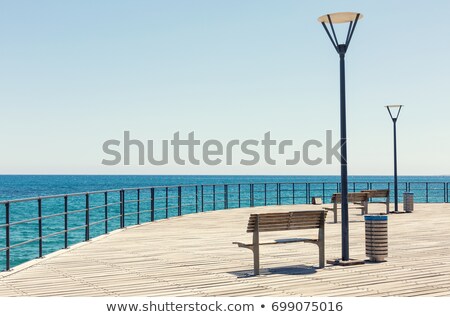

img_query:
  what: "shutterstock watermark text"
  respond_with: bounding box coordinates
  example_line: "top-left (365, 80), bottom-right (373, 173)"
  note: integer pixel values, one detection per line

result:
top-left (101, 131), bottom-right (344, 166)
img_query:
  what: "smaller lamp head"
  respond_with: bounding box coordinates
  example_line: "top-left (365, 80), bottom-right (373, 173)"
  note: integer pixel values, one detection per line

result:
top-left (385, 105), bottom-right (404, 120)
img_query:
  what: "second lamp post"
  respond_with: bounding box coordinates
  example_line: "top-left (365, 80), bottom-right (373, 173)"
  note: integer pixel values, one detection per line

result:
top-left (386, 105), bottom-right (404, 212)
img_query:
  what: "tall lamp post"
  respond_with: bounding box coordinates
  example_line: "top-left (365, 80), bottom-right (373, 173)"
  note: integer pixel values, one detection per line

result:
top-left (385, 105), bottom-right (403, 212)
top-left (318, 12), bottom-right (363, 264)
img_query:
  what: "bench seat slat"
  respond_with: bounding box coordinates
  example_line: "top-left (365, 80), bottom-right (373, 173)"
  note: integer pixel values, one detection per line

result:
top-left (247, 225), bottom-right (321, 233)
top-left (247, 219), bottom-right (321, 225)
top-left (249, 212), bottom-right (323, 218)
top-left (233, 238), bottom-right (319, 248)
top-left (247, 223), bottom-right (321, 229)
top-left (248, 216), bottom-right (322, 221)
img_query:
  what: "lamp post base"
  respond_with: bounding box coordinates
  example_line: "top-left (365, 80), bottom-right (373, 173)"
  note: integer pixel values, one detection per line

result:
top-left (327, 258), bottom-right (365, 266)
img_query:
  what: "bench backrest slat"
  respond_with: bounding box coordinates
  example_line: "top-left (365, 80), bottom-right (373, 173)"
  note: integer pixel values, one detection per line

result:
top-left (361, 189), bottom-right (389, 198)
top-left (246, 210), bottom-right (326, 233)
top-left (331, 192), bottom-right (369, 203)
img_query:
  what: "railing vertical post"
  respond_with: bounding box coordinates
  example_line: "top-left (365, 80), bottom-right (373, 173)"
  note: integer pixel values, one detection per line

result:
top-left (195, 186), bottom-right (198, 212)
top-left (308, 183), bottom-right (311, 204)
top-left (305, 183), bottom-right (308, 204)
top-left (292, 183), bottom-right (295, 205)
top-left (277, 183), bottom-right (280, 205)
top-left (137, 189), bottom-right (141, 225)
top-left (213, 185), bottom-right (216, 211)
top-left (264, 183), bottom-right (267, 206)
top-left (446, 182), bottom-right (449, 203)
top-left (64, 195), bottom-right (68, 248)
top-left (165, 187), bottom-right (168, 218)
top-left (178, 186), bottom-right (182, 216)
top-left (426, 182), bottom-right (429, 203)
top-left (104, 192), bottom-right (108, 234)
top-left (238, 184), bottom-right (241, 208)
top-left (121, 190), bottom-right (125, 228)
top-left (224, 184), bottom-right (228, 209)
top-left (38, 198), bottom-right (43, 257)
top-left (5, 202), bottom-right (10, 271)
top-left (119, 189), bottom-right (124, 228)
top-left (443, 182), bottom-right (446, 203)
top-left (201, 185), bottom-right (204, 212)
top-left (445, 182), bottom-right (448, 203)
top-left (322, 183), bottom-right (325, 201)
top-left (353, 183), bottom-right (356, 192)
top-left (250, 184), bottom-right (254, 207)
top-left (151, 188), bottom-right (155, 221)
top-left (85, 193), bottom-right (90, 241)
top-left (369, 182), bottom-right (372, 190)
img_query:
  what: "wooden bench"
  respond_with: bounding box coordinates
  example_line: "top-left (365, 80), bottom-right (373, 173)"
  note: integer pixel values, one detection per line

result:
top-left (324, 192), bottom-right (369, 223)
top-left (233, 210), bottom-right (327, 276)
top-left (361, 189), bottom-right (390, 213)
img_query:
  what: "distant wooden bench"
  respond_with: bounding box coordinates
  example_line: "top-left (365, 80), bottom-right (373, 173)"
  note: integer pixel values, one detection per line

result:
top-left (324, 192), bottom-right (369, 223)
top-left (361, 189), bottom-right (390, 213)
top-left (233, 210), bottom-right (327, 276)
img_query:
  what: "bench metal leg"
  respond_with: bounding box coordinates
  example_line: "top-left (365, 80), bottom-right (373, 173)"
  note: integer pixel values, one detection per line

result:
top-left (252, 220), bottom-right (260, 276)
top-left (318, 226), bottom-right (325, 268)
top-left (333, 204), bottom-right (338, 223)
top-left (319, 244), bottom-right (325, 268)
top-left (362, 201), bottom-right (368, 215)
top-left (253, 245), bottom-right (260, 275)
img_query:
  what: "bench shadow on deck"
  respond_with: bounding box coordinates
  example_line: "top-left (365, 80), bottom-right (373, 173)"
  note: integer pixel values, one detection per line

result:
top-left (1, 203), bottom-right (450, 297)
top-left (230, 265), bottom-right (318, 278)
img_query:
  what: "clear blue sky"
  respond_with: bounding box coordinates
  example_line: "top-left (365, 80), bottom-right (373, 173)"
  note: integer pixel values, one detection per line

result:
top-left (1, 0), bottom-right (449, 175)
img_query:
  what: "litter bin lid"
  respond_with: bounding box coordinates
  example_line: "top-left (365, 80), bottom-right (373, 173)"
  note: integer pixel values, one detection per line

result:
top-left (365, 215), bottom-right (388, 221)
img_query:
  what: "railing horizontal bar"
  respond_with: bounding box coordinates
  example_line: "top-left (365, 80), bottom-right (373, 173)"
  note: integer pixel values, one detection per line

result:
top-left (123, 199), bottom-right (140, 204)
top-left (104, 201), bottom-right (122, 206)
top-left (6, 237), bottom-right (42, 250)
top-left (153, 207), bottom-right (171, 212)
top-left (104, 214), bottom-right (122, 221)
top-left (65, 224), bottom-right (89, 233)
top-left (123, 211), bottom-right (141, 217)
top-left (7, 217), bottom-right (41, 226)
top-left (41, 229), bottom-right (69, 240)
top-left (86, 205), bottom-right (109, 211)
top-left (0, 190), bottom-right (124, 205)
top-left (88, 218), bottom-right (109, 227)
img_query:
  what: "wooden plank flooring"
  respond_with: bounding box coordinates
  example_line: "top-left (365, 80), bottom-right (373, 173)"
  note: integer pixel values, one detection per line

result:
top-left (1, 203), bottom-right (450, 297)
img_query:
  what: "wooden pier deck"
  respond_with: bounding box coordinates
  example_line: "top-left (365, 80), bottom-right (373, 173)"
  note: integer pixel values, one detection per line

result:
top-left (1, 203), bottom-right (450, 297)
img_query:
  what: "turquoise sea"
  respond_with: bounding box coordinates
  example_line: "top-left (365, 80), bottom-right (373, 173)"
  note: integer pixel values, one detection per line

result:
top-left (1, 175), bottom-right (449, 271)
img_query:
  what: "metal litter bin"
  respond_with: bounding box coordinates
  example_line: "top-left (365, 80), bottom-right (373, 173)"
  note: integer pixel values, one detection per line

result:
top-left (365, 215), bottom-right (388, 262)
top-left (403, 192), bottom-right (414, 212)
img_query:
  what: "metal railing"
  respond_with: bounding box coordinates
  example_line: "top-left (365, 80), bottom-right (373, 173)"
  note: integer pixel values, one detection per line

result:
top-left (1, 181), bottom-right (449, 271)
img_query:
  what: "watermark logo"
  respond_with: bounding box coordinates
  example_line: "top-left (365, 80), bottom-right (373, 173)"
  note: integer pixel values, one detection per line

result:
top-left (101, 131), bottom-right (343, 166)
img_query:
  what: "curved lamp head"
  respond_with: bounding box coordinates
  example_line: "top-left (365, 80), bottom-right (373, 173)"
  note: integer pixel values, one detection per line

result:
top-left (385, 105), bottom-right (404, 121)
top-left (318, 12), bottom-right (363, 24)
top-left (318, 12), bottom-right (363, 54)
